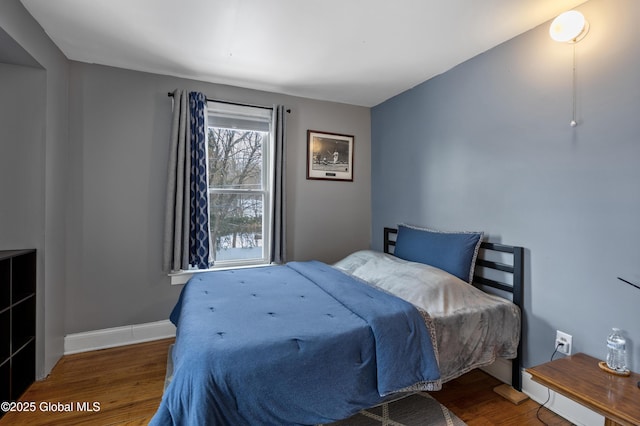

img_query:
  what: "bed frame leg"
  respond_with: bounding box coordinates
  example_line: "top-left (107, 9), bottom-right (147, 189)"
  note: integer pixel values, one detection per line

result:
top-left (493, 384), bottom-right (529, 405)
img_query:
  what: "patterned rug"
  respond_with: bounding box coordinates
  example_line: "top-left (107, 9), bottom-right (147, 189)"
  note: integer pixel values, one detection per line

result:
top-left (323, 393), bottom-right (466, 426)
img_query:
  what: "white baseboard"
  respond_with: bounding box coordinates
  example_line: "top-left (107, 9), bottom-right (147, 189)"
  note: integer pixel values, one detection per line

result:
top-left (482, 358), bottom-right (604, 426)
top-left (64, 320), bottom-right (176, 355)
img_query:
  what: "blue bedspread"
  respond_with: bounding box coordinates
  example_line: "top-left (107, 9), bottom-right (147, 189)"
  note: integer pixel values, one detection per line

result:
top-left (150, 261), bottom-right (440, 425)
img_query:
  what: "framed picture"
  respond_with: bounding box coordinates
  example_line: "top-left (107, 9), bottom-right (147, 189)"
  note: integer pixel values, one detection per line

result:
top-left (306, 130), bottom-right (354, 181)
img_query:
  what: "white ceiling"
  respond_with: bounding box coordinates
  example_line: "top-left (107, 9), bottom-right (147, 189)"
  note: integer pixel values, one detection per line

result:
top-left (21, 0), bottom-right (587, 107)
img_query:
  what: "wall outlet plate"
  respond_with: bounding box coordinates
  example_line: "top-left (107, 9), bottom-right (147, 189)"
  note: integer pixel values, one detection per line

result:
top-left (555, 330), bottom-right (572, 355)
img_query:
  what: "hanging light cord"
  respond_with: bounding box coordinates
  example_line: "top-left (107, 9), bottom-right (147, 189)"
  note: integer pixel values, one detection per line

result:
top-left (570, 44), bottom-right (578, 127)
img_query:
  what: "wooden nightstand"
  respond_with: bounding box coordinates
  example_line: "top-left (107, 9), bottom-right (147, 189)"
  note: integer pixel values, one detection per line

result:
top-left (527, 353), bottom-right (640, 426)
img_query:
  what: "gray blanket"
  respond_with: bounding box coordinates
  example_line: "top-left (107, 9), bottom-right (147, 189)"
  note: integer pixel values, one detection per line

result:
top-left (333, 250), bottom-right (520, 383)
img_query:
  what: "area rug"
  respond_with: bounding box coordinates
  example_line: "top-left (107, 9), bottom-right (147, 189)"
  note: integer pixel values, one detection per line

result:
top-left (164, 345), bottom-right (465, 426)
top-left (322, 393), bottom-right (466, 426)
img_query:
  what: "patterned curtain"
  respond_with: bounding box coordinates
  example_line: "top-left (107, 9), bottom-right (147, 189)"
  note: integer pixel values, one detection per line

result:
top-left (188, 92), bottom-right (211, 269)
top-left (163, 90), bottom-right (211, 272)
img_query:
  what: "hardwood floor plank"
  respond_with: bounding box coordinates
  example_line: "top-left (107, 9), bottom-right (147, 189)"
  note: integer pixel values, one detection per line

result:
top-left (0, 338), bottom-right (572, 425)
top-left (0, 339), bottom-right (172, 426)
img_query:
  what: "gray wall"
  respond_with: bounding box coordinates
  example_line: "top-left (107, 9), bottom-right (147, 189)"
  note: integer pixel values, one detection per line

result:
top-left (0, 64), bottom-right (46, 374)
top-left (66, 62), bottom-right (371, 333)
top-left (0, 0), bottom-right (69, 377)
top-left (0, 64), bottom-right (45, 250)
top-left (371, 0), bottom-right (640, 370)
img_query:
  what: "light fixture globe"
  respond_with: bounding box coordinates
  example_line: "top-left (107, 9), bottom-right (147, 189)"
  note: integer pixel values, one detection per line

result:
top-left (549, 10), bottom-right (589, 43)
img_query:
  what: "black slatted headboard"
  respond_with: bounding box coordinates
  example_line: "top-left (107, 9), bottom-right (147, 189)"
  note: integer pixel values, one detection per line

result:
top-left (383, 227), bottom-right (524, 392)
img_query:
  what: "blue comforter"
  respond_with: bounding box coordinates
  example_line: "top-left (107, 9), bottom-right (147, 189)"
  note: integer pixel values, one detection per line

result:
top-left (150, 261), bottom-right (440, 425)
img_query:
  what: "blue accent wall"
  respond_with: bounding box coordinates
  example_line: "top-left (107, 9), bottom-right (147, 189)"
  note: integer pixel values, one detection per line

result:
top-left (372, 0), bottom-right (640, 369)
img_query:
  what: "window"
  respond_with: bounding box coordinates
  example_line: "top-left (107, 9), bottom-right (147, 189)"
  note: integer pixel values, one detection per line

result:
top-left (207, 102), bottom-right (274, 267)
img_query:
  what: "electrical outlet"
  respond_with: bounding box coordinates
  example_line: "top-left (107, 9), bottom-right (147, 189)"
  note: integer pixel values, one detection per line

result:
top-left (555, 330), bottom-right (572, 355)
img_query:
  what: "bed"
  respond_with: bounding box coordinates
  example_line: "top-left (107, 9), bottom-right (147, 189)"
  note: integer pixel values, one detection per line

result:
top-left (150, 225), bottom-right (523, 425)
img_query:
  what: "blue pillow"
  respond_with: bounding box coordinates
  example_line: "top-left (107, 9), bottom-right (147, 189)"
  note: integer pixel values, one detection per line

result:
top-left (394, 224), bottom-right (483, 283)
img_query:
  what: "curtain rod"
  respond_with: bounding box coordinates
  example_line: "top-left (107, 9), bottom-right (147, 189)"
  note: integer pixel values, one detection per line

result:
top-left (167, 92), bottom-right (290, 113)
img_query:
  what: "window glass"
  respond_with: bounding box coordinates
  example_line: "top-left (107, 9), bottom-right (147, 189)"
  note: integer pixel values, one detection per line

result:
top-left (207, 102), bottom-right (273, 266)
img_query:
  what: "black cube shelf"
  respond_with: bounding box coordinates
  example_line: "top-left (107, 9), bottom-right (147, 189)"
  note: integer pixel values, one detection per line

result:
top-left (0, 249), bottom-right (36, 417)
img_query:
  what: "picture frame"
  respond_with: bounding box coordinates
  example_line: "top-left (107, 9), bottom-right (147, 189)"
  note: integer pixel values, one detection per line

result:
top-left (306, 130), bottom-right (354, 181)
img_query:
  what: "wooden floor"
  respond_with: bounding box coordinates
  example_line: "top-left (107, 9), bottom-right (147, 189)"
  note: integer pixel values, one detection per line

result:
top-left (434, 369), bottom-right (572, 426)
top-left (0, 338), bottom-right (572, 425)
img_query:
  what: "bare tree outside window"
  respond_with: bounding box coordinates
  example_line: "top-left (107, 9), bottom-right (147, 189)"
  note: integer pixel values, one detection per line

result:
top-left (208, 127), bottom-right (266, 262)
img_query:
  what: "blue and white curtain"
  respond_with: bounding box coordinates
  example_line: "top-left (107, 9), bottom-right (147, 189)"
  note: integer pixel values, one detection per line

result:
top-left (163, 90), bottom-right (212, 271)
top-left (188, 93), bottom-right (210, 269)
